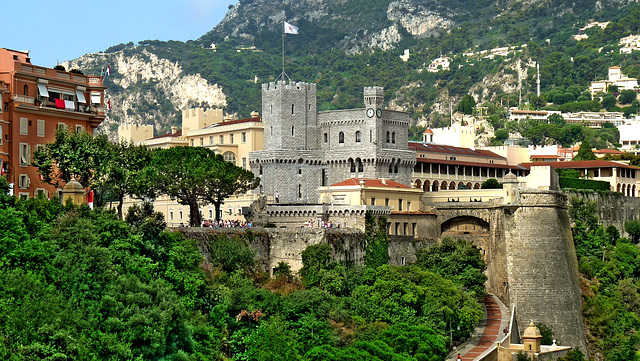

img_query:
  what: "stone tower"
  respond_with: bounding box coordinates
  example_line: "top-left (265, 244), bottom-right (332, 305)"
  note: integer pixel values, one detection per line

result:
top-left (262, 81), bottom-right (318, 151)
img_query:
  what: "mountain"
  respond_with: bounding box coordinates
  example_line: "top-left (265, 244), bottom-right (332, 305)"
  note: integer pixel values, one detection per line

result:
top-left (62, 0), bottom-right (640, 139)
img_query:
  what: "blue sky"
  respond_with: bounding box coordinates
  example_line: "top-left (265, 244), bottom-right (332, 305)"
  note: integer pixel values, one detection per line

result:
top-left (4, 0), bottom-right (236, 68)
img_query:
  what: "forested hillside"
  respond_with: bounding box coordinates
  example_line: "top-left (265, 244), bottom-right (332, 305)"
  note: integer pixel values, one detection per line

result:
top-left (63, 1), bottom-right (640, 138)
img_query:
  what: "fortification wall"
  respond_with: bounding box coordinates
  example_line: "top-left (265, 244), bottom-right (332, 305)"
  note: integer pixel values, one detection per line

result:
top-left (565, 191), bottom-right (640, 236)
top-left (502, 190), bottom-right (587, 353)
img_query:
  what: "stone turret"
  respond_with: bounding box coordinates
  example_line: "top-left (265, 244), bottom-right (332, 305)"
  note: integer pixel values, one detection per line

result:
top-left (522, 321), bottom-right (542, 353)
top-left (502, 172), bottom-right (519, 204)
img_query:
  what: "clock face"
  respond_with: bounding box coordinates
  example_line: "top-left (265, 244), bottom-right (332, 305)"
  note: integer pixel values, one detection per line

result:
top-left (366, 108), bottom-right (375, 118)
top-left (376, 108), bottom-right (382, 118)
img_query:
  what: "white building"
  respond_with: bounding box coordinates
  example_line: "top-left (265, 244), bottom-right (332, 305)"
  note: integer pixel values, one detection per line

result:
top-left (509, 109), bottom-right (561, 122)
top-left (619, 35), bottom-right (640, 54)
top-left (427, 57), bottom-right (451, 72)
top-left (589, 66), bottom-right (638, 96)
top-left (422, 124), bottom-right (475, 148)
top-left (618, 122), bottom-right (640, 155)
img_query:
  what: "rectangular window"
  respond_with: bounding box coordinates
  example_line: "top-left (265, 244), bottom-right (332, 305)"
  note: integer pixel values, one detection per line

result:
top-left (57, 123), bottom-right (68, 132)
top-left (18, 174), bottom-right (30, 189)
top-left (242, 157), bottom-right (247, 169)
top-left (385, 198), bottom-right (389, 206)
top-left (90, 93), bottom-right (101, 104)
top-left (37, 119), bottom-right (45, 137)
top-left (230, 134), bottom-right (234, 144)
top-left (200, 138), bottom-right (204, 146)
top-left (242, 132), bottom-right (247, 143)
top-left (0, 124), bottom-right (2, 145)
top-left (190, 139), bottom-right (194, 146)
top-left (210, 136), bottom-right (214, 144)
top-left (75, 89), bottom-right (86, 103)
top-left (399, 199), bottom-right (403, 211)
top-left (219, 135), bottom-right (224, 144)
top-left (371, 197), bottom-right (376, 206)
top-left (20, 117), bottom-right (28, 135)
top-left (19, 143), bottom-right (31, 166)
top-left (407, 201), bottom-right (411, 210)
top-left (75, 124), bottom-right (85, 133)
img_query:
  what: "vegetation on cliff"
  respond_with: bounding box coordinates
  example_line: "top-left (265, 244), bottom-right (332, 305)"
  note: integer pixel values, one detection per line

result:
top-left (0, 177), bottom-right (485, 360)
top-left (569, 197), bottom-right (640, 360)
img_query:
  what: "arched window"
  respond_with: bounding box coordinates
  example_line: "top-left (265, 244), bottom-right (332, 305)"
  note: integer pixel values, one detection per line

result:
top-left (357, 159), bottom-right (364, 172)
top-left (223, 151), bottom-right (237, 165)
top-left (388, 165), bottom-right (393, 173)
top-left (350, 159), bottom-right (356, 173)
top-left (392, 132), bottom-right (396, 144)
top-left (386, 131), bottom-right (390, 143)
top-left (324, 133), bottom-right (328, 142)
top-left (291, 125), bottom-right (294, 135)
top-left (23, 85), bottom-right (28, 96)
top-left (355, 131), bottom-right (361, 143)
top-left (339, 132), bottom-right (345, 143)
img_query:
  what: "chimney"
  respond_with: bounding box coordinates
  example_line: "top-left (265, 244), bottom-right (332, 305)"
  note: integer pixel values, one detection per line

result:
top-left (359, 179), bottom-right (366, 186)
top-left (381, 178), bottom-right (387, 185)
top-left (223, 114), bottom-right (233, 122)
top-left (251, 111), bottom-right (260, 118)
top-left (171, 126), bottom-right (177, 134)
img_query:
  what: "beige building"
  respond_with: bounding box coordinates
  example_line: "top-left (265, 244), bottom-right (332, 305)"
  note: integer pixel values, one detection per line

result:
top-left (119, 108), bottom-right (264, 224)
top-left (410, 141), bottom-right (527, 192)
top-left (422, 124), bottom-right (475, 148)
top-left (521, 160), bottom-right (640, 197)
top-left (589, 66), bottom-right (638, 96)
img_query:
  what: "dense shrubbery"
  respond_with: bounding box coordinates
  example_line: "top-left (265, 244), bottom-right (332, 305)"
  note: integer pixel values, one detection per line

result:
top-left (0, 175), bottom-right (485, 360)
top-left (569, 197), bottom-right (640, 359)
top-left (559, 177), bottom-right (611, 191)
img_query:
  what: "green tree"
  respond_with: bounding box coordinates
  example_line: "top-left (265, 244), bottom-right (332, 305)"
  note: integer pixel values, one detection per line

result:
top-left (457, 94), bottom-right (476, 115)
top-left (481, 178), bottom-right (502, 189)
top-left (202, 155), bottom-right (259, 222)
top-left (618, 90), bottom-right (637, 105)
top-left (601, 94), bottom-right (617, 110)
top-left (143, 146), bottom-right (247, 226)
top-left (32, 129), bottom-right (110, 189)
top-left (573, 140), bottom-right (596, 161)
top-left (624, 220), bottom-right (640, 243)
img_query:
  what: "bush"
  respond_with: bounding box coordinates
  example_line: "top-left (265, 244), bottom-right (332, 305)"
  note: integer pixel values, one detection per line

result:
top-left (559, 177), bottom-right (610, 191)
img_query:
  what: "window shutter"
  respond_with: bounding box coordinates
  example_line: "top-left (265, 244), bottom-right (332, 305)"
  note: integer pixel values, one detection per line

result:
top-left (37, 119), bottom-right (45, 137)
top-left (20, 118), bottom-right (28, 135)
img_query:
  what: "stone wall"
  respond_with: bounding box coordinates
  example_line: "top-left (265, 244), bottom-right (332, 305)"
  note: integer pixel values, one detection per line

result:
top-left (565, 190), bottom-right (640, 237)
top-left (502, 190), bottom-right (587, 353)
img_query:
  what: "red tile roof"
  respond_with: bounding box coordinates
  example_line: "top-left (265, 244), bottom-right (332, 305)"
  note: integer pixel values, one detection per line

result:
top-left (416, 157), bottom-right (523, 170)
top-left (423, 129), bottom-right (433, 134)
top-left (594, 149), bottom-right (624, 154)
top-left (212, 116), bottom-right (262, 127)
top-left (151, 129), bottom-right (182, 140)
top-left (330, 178), bottom-right (412, 188)
top-left (520, 160), bottom-right (640, 170)
top-left (409, 141), bottom-right (505, 159)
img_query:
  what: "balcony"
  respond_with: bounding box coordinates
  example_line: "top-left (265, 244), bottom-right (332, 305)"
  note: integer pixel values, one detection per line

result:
top-left (15, 62), bottom-right (103, 87)
top-left (14, 95), bottom-right (105, 117)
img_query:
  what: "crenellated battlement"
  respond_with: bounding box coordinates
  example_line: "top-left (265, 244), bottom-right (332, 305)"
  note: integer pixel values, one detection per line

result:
top-left (117, 123), bottom-right (154, 143)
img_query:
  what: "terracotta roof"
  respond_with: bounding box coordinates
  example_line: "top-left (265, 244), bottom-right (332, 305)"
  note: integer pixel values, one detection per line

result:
top-left (416, 157), bottom-right (523, 170)
top-left (594, 149), bottom-right (624, 154)
top-left (151, 129), bottom-right (182, 140)
top-left (409, 141), bottom-right (505, 159)
top-left (330, 178), bottom-right (412, 188)
top-left (208, 116), bottom-right (262, 128)
top-left (511, 110), bottom-right (549, 115)
top-left (520, 160), bottom-right (640, 170)
top-left (609, 66), bottom-right (621, 69)
top-left (530, 155), bottom-right (559, 158)
top-left (423, 129), bottom-right (433, 134)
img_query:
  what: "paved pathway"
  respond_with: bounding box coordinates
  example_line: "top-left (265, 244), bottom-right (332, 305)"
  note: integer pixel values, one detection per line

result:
top-left (447, 294), bottom-right (510, 361)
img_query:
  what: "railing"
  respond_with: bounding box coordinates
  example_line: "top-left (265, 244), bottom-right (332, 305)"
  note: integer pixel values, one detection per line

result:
top-left (15, 62), bottom-right (103, 86)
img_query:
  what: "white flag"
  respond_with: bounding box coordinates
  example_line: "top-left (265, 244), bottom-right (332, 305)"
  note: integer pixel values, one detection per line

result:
top-left (284, 21), bottom-right (299, 35)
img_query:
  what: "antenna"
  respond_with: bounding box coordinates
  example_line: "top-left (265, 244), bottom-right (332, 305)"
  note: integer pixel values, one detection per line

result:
top-left (537, 62), bottom-right (541, 97)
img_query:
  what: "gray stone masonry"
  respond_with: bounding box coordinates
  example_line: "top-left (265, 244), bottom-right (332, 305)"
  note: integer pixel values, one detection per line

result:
top-left (250, 81), bottom-right (416, 204)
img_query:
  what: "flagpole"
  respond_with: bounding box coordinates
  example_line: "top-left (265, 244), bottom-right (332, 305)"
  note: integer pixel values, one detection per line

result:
top-left (282, 21), bottom-right (286, 81)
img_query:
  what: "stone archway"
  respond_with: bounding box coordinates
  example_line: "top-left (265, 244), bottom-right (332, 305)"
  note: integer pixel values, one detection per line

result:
top-left (440, 216), bottom-right (491, 251)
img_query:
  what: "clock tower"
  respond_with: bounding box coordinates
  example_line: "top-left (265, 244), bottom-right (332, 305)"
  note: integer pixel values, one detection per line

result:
top-left (364, 86), bottom-right (384, 118)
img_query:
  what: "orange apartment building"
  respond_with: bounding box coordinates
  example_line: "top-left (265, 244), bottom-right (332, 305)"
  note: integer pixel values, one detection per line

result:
top-left (0, 48), bottom-right (106, 199)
